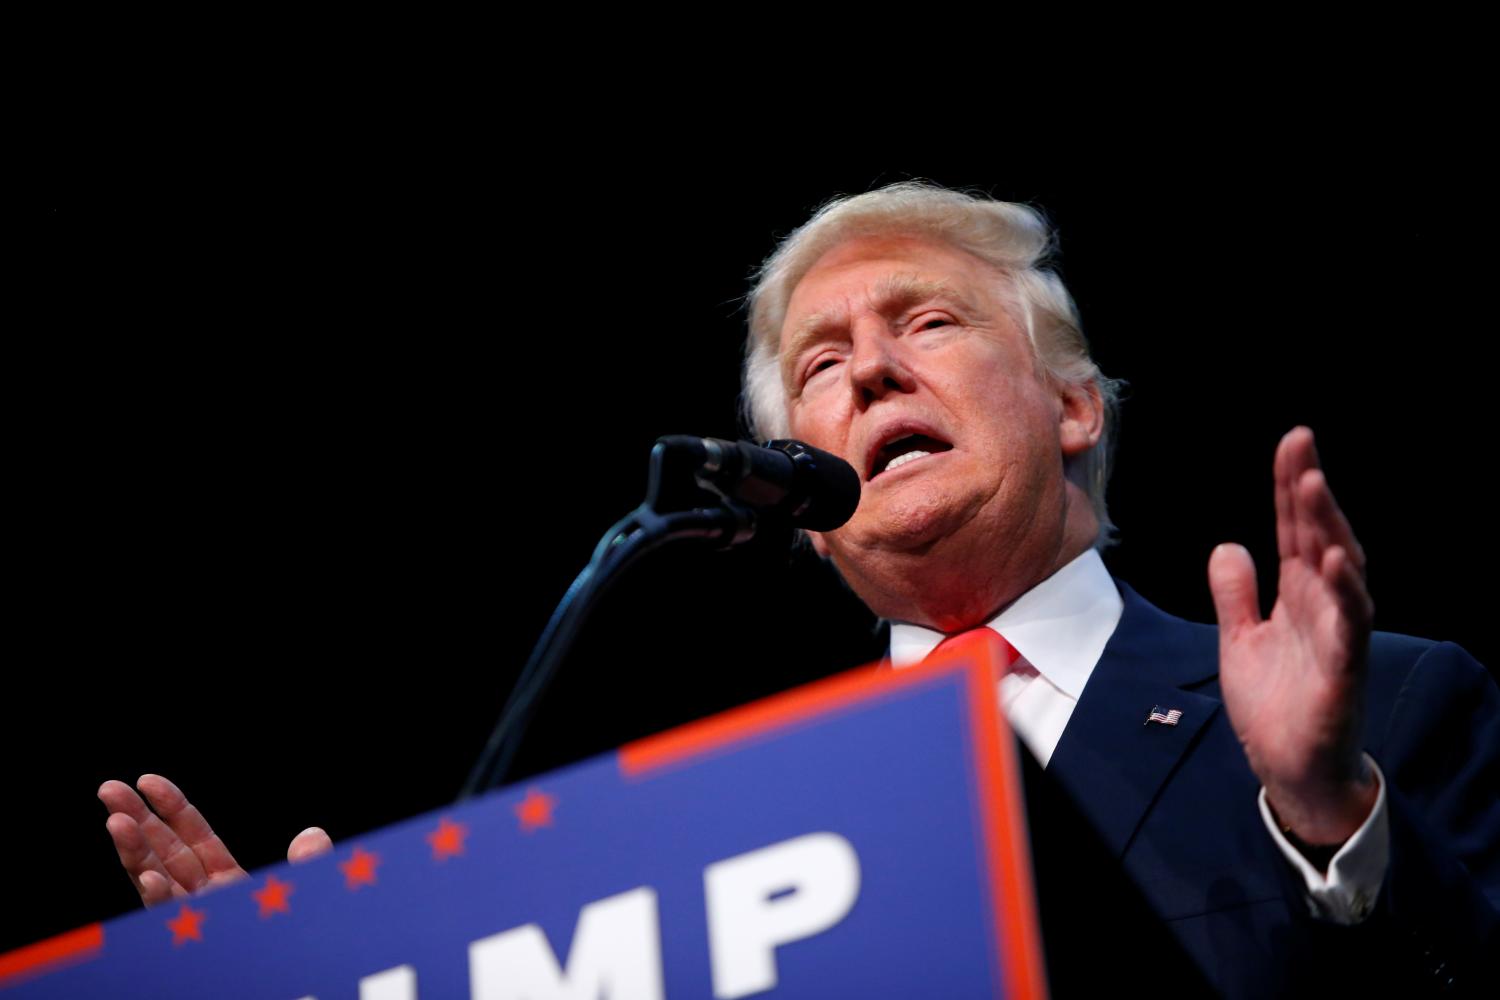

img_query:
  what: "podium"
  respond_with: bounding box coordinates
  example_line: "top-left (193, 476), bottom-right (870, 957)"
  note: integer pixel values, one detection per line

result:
top-left (1, 634), bottom-right (1044, 998)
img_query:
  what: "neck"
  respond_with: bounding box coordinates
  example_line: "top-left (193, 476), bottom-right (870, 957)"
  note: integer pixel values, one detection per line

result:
top-left (843, 485), bottom-right (1100, 633)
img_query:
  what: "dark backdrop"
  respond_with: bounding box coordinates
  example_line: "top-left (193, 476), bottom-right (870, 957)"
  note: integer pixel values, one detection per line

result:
top-left (20, 137), bottom-right (1493, 955)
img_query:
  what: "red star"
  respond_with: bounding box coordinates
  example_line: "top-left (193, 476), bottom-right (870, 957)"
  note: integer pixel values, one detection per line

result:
top-left (251, 875), bottom-right (293, 918)
top-left (339, 846), bottom-right (380, 890)
top-left (427, 816), bottom-right (469, 861)
top-left (165, 904), bottom-right (206, 946)
top-left (515, 787), bottom-right (556, 832)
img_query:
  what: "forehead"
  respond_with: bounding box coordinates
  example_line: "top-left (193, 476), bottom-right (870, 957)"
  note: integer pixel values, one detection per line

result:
top-left (784, 236), bottom-right (997, 322)
top-left (779, 235), bottom-right (1002, 354)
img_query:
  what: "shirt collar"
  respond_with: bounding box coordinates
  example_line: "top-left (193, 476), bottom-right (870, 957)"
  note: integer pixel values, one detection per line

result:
top-left (887, 548), bottom-right (1124, 699)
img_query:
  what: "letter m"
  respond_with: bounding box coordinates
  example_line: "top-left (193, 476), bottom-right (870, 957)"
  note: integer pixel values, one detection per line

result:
top-left (469, 887), bottom-right (663, 1000)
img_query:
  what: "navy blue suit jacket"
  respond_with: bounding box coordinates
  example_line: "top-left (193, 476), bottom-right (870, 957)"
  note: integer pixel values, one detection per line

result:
top-left (1032, 581), bottom-right (1499, 996)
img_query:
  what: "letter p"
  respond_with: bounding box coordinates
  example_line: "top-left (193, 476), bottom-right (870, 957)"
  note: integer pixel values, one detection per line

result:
top-left (703, 832), bottom-right (861, 999)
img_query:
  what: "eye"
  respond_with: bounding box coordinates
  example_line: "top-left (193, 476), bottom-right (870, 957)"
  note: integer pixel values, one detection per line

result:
top-left (914, 313), bottom-right (954, 332)
top-left (809, 356), bottom-right (839, 376)
top-left (802, 354), bottom-right (842, 386)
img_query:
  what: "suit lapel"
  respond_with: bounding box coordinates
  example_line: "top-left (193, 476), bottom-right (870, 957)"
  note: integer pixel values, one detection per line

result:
top-left (1046, 581), bottom-right (1224, 858)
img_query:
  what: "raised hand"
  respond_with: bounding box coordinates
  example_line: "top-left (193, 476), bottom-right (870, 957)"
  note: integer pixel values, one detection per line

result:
top-left (1208, 427), bottom-right (1379, 846)
top-left (98, 774), bottom-right (333, 907)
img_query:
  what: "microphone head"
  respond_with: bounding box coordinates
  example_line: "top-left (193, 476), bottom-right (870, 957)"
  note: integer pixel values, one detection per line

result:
top-left (763, 439), bottom-right (861, 531)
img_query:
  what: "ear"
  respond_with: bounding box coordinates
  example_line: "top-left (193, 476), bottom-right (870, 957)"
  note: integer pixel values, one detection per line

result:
top-left (1058, 379), bottom-right (1105, 459)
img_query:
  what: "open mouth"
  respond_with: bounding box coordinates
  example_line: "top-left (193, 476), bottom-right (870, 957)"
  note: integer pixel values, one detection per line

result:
top-left (869, 433), bottom-right (953, 480)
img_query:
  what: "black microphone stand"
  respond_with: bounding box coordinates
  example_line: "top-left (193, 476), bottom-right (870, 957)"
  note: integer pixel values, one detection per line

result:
top-left (458, 439), bottom-right (761, 800)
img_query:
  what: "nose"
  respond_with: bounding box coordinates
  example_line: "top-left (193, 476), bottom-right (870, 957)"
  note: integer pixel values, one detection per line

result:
top-left (848, 322), bottom-right (916, 407)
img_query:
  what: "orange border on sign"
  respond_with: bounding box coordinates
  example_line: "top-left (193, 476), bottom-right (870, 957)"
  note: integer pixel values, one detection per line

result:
top-left (619, 633), bottom-right (1048, 999)
top-left (0, 923), bottom-right (105, 989)
top-left (944, 634), bottom-right (1049, 1000)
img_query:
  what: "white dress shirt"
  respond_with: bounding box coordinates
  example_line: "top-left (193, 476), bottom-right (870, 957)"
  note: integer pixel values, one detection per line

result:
top-left (888, 548), bottom-right (1388, 925)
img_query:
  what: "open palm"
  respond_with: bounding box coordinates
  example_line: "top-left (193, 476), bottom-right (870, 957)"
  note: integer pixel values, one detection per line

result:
top-left (1209, 428), bottom-right (1378, 845)
top-left (98, 774), bottom-right (332, 907)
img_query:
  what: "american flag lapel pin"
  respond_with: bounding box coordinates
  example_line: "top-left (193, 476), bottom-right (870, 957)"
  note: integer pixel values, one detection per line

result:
top-left (1145, 705), bottom-right (1183, 727)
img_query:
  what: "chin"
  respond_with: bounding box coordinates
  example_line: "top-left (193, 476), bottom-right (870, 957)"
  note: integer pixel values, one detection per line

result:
top-left (846, 497), bottom-right (973, 555)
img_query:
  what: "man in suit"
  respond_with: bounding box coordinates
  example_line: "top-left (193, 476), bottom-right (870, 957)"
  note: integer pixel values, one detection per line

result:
top-left (740, 182), bottom-right (1498, 994)
top-left (101, 181), bottom-right (1498, 993)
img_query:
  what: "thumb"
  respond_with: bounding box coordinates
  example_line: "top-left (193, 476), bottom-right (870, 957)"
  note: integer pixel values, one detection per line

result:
top-left (1208, 543), bottom-right (1262, 637)
top-left (287, 826), bottom-right (334, 864)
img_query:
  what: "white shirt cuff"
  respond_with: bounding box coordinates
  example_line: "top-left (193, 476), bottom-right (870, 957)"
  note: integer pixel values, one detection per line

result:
top-left (1257, 754), bottom-right (1389, 925)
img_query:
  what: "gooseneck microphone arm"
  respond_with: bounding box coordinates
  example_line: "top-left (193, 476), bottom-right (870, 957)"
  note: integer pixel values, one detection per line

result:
top-left (458, 436), bottom-right (859, 800)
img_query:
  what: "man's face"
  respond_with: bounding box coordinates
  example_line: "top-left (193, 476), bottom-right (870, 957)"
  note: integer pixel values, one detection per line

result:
top-left (779, 235), bottom-right (1100, 625)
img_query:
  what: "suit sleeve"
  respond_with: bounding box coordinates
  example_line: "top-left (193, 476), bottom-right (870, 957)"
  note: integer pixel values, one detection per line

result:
top-left (1354, 640), bottom-right (1499, 992)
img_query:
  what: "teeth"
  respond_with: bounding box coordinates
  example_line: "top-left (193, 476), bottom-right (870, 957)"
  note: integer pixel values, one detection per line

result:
top-left (884, 450), bottom-right (932, 473)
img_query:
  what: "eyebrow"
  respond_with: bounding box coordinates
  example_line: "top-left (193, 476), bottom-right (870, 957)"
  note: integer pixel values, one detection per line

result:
top-left (781, 273), bottom-right (980, 380)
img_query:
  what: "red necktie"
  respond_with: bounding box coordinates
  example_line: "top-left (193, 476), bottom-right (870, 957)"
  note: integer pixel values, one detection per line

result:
top-left (925, 626), bottom-right (1022, 672)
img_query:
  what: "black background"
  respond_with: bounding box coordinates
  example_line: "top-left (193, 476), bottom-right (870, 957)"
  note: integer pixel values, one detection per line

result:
top-left (20, 123), bottom-right (1495, 956)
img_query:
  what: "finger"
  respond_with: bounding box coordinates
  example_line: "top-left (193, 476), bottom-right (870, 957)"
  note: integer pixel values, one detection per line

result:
top-left (137, 774), bottom-right (246, 882)
top-left (1274, 428), bottom-right (1306, 561)
top-left (1303, 466), bottom-right (1366, 575)
top-left (1209, 543), bottom-right (1262, 638)
top-left (138, 869), bottom-right (186, 906)
top-left (136, 774), bottom-right (246, 889)
top-left (1322, 544), bottom-right (1374, 636)
top-left (102, 809), bottom-right (177, 907)
top-left (1281, 430), bottom-right (1327, 566)
top-left (97, 779), bottom-right (156, 824)
top-left (1274, 427), bottom-right (1321, 562)
top-left (98, 779), bottom-right (203, 892)
top-left (1295, 468), bottom-right (1326, 567)
top-left (287, 826), bottom-right (334, 864)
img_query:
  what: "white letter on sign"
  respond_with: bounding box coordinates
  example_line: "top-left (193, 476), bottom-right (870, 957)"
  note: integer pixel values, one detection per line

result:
top-left (360, 964), bottom-right (417, 999)
top-left (703, 832), bottom-right (861, 999)
top-left (468, 886), bottom-right (663, 1000)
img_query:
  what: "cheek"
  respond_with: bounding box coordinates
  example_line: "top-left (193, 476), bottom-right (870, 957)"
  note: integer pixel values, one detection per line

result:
top-left (957, 385), bottom-right (1064, 493)
top-left (972, 373), bottom-right (1060, 439)
top-left (788, 400), bottom-right (851, 454)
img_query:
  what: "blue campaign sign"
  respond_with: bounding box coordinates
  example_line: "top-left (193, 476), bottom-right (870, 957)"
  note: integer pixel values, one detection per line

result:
top-left (2, 635), bottom-right (1044, 998)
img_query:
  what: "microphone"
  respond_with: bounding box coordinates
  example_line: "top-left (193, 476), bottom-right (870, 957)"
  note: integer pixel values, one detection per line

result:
top-left (653, 437), bottom-right (860, 531)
